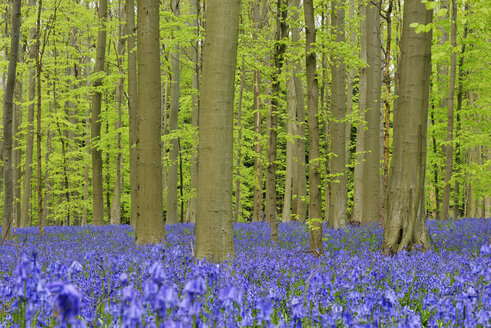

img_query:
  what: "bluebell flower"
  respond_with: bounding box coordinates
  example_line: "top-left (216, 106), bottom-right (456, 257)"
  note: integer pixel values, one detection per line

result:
top-left (55, 283), bottom-right (82, 323)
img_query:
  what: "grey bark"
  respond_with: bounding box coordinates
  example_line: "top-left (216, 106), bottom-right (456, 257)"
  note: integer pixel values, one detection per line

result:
top-left (383, 0), bottom-right (433, 253)
top-left (195, 0), bottom-right (241, 262)
top-left (328, 0), bottom-right (347, 229)
top-left (2, 0), bottom-right (21, 242)
top-left (91, 0), bottom-right (107, 226)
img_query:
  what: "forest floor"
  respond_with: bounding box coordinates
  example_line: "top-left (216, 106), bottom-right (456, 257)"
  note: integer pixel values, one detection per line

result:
top-left (0, 218), bottom-right (490, 327)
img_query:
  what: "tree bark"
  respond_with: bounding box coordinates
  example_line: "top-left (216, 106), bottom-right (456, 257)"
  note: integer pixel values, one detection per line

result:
top-left (2, 0), bottom-right (21, 242)
top-left (235, 59), bottom-right (246, 222)
top-left (20, 2), bottom-right (37, 228)
top-left (328, 0), bottom-right (347, 229)
top-left (13, 43), bottom-right (22, 228)
top-left (265, 0), bottom-right (287, 243)
top-left (91, 0), bottom-right (107, 226)
top-left (352, 4), bottom-right (367, 225)
top-left (362, 0), bottom-right (382, 224)
top-left (195, 0), bottom-right (240, 262)
top-left (290, 0), bottom-right (306, 222)
top-left (126, 0), bottom-right (137, 229)
top-left (166, 0), bottom-right (180, 225)
top-left (135, 0), bottom-right (166, 244)
top-left (110, 1), bottom-right (127, 225)
top-left (282, 75), bottom-right (295, 222)
top-left (185, 0), bottom-right (200, 224)
top-left (440, 0), bottom-right (457, 221)
top-left (304, 0), bottom-right (322, 253)
top-left (383, 0), bottom-right (433, 253)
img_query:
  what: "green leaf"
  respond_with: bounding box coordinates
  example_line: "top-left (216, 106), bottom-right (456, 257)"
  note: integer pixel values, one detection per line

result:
top-left (436, 8), bottom-right (448, 17)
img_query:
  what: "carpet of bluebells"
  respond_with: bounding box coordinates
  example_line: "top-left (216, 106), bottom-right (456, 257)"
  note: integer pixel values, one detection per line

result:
top-left (0, 219), bottom-right (490, 328)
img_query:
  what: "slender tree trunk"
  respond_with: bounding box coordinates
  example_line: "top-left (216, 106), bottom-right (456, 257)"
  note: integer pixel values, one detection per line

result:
top-left (91, 0), bottom-right (107, 226)
top-left (381, 0), bottom-right (393, 224)
top-left (252, 68), bottom-right (263, 222)
top-left (304, 0), bottom-right (322, 253)
top-left (352, 4), bottom-right (367, 225)
top-left (440, 0), bottom-right (457, 221)
top-left (195, 0), bottom-right (240, 262)
top-left (126, 0), bottom-right (137, 229)
top-left (266, 0), bottom-right (287, 243)
top-left (35, 0), bottom-right (44, 235)
top-left (13, 43), bottom-right (22, 228)
top-left (282, 75), bottom-right (295, 222)
top-left (361, 0), bottom-right (382, 225)
top-left (452, 16), bottom-right (468, 219)
top-left (328, 0), bottom-right (347, 229)
top-left (20, 3), bottom-right (37, 229)
top-left (290, 0), bottom-right (306, 222)
top-left (185, 0), bottom-right (199, 224)
top-left (167, 0), bottom-right (180, 225)
top-left (235, 59), bottom-right (246, 222)
top-left (110, 1), bottom-right (127, 225)
top-left (383, 0), bottom-right (433, 253)
top-left (1, 0), bottom-right (21, 242)
top-left (135, 0), bottom-right (166, 244)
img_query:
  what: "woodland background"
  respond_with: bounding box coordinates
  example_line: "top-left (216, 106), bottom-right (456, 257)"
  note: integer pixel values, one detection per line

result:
top-left (0, 0), bottom-right (489, 231)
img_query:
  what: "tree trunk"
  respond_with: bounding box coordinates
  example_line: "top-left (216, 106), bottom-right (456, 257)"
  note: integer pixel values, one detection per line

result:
top-left (195, 0), bottom-right (240, 262)
top-left (304, 0), bottom-right (322, 253)
top-left (361, 0), bottom-right (382, 224)
top-left (126, 0), bottom-right (137, 229)
top-left (252, 68), bottom-right (263, 222)
top-left (290, 0), bottom-right (306, 222)
top-left (381, 0), bottom-right (394, 224)
top-left (1, 0), bottom-right (21, 242)
top-left (91, 0), bottom-right (107, 226)
top-left (167, 0), bottom-right (180, 225)
top-left (235, 59), bottom-right (246, 222)
top-left (110, 1), bottom-right (127, 225)
top-left (282, 75), bottom-right (295, 222)
top-left (328, 0), bottom-right (347, 229)
top-left (383, 0), bottom-right (433, 253)
top-left (135, 0), bottom-right (166, 244)
top-left (185, 0), bottom-right (200, 224)
top-left (20, 2), bottom-right (37, 229)
top-left (440, 0), bottom-right (457, 221)
top-left (265, 0), bottom-right (287, 243)
top-left (352, 4), bottom-right (367, 225)
top-left (13, 43), bottom-right (22, 228)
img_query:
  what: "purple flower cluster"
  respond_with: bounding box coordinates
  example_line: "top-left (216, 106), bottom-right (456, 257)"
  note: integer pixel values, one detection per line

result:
top-left (0, 218), bottom-right (490, 327)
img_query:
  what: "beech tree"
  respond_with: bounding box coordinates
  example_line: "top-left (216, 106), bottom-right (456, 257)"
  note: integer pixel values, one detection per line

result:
top-left (195, 0), bottom-right (241, 262)
top-left (135, 0), bottom-right (166, 244)
top-left (1, 0), bottom-right (21, 242)
top-left (383, 0), bottom-right (433, 253)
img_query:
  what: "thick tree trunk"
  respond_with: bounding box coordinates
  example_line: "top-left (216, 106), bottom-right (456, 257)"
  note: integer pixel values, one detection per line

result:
top-left (328, 0), bottom-right (347, 229)
top-left (440, 0), bottom-right (457, 221)
top-left (362, 0), bottom-right (382, 225)
top-left (383, 0), bottom-right (433, 253)
top-left (1, 0), bottom-right (21, 242)
top-left (126, 0), bottom-right (137, 229)
top-left (195, 0), bottom-right (240, 262)
top-left (166, 0), bottom-right (180, 225)
top-left (304, 0), bottom-right (322, 253)
top-left (135, 0), bottom-right (166, 244)
top-left (91, 0), bottom-right (107, 226)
